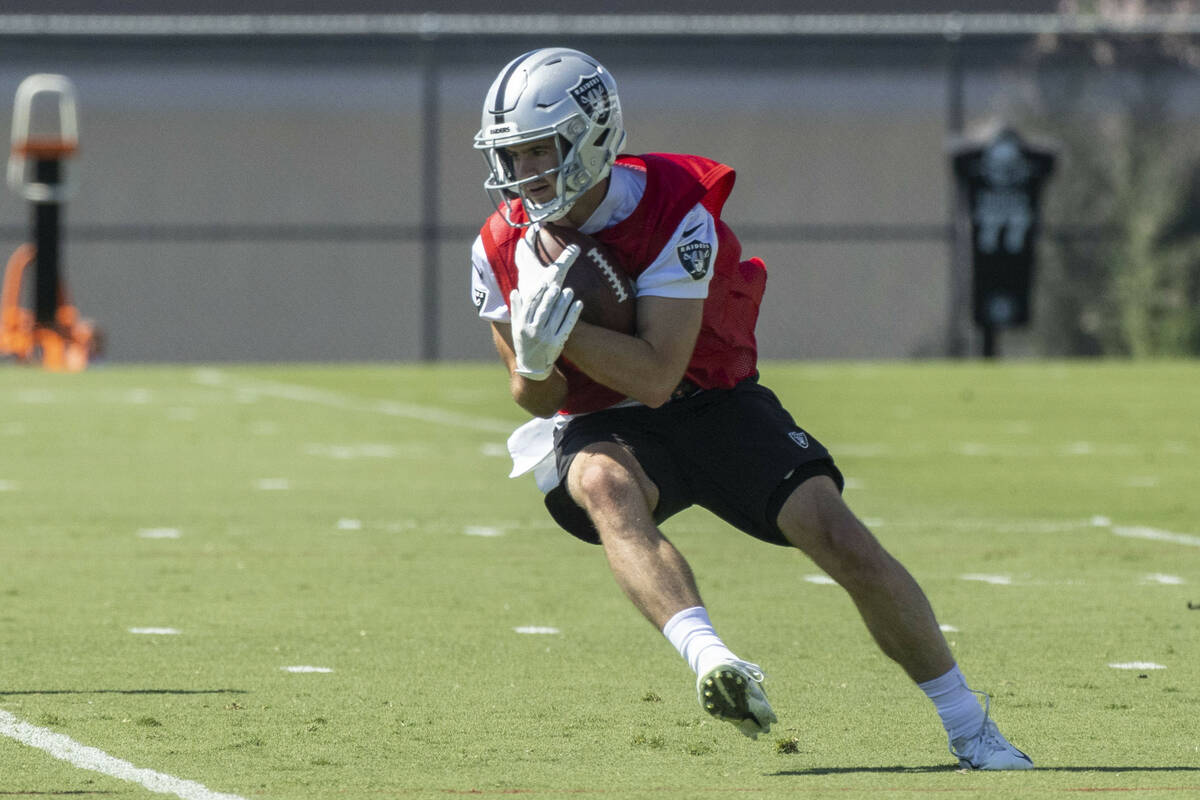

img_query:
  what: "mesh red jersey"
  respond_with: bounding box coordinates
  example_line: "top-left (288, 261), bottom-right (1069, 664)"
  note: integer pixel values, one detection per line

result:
top-left (479, 152), bottom-right (767, 415)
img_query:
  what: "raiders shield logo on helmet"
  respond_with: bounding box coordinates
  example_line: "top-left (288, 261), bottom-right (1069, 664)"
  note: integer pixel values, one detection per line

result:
top-left (569, 73), bottom-right (612, 125)
top-left (676, 241), bottom-right (713, 280)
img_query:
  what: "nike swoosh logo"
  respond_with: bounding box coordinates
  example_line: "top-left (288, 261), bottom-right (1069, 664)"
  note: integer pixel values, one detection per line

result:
top-left (682, 223), bottom-right (703, 238)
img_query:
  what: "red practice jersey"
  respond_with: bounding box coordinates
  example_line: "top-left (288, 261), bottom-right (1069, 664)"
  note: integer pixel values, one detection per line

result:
top-left (478, 152), bottom-right (767, 415)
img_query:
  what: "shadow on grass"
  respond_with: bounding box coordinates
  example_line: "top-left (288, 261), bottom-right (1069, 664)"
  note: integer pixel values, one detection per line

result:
top-left (0, 792), bottom-right (119, 796)
top-left (772, 765), bottom-right (1200, 776)
top-left (1031, 767), bottom-right (1200, 773)
top-left (772, 766), bottom-right (955, 776)
top-left (0, 689), bottom-right (246, 696)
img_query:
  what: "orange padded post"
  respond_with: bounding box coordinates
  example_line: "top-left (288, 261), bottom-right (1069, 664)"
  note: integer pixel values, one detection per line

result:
top-left (0, 244), bottom-right (36, 360)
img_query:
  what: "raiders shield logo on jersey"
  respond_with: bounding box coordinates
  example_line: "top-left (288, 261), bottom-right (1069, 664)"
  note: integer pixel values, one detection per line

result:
top-left (569, 74), bottom-right (612, 125)
top-left (676, 241), bottom-right (713, 280)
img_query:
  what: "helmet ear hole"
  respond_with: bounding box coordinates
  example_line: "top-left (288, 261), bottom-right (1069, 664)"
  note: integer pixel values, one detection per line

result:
top-left (554, 134), bottom-right (575, 166)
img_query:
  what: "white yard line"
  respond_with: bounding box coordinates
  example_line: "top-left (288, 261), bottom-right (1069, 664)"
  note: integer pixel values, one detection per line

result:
top-left (959, 573), bottom-right (1013, 585)
top-left (879, 517), bottom-right (1200, 545)
top-left (138, 528), bottom-right (182, 539)
top-left (1108, 662), bottom-right (1167, 670)
top-left (1111, 525), bottom-right (1200, 548)
top-left (464, 525), bottom-right (505, 537)
top-left (0, 709), bottom-right (246, 800)
top-left (193, 370), bottom-right (515, 435)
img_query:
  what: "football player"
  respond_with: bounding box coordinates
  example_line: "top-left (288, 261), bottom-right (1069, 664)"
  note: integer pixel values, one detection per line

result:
top-left (469, 47), bottom-right (1031, 770)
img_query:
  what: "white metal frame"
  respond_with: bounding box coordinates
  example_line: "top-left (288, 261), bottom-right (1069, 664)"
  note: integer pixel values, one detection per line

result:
top-left (7, 73), bottom-right (79, 203)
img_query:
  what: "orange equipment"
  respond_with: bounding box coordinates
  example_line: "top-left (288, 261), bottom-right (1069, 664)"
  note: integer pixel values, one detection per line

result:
top-left (2, 73), bottom-right (99, 371)
top-left (1, 243), bottom-right (97, 371)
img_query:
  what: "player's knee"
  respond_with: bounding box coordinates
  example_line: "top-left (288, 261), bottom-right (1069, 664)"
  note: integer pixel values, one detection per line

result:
top-left (570, 451), bottom-right (649, 514)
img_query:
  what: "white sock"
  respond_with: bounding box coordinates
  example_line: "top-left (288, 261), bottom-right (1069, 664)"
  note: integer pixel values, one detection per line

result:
top-left (662, 606), bottom-right (737, 677)
top-left (918, 664), bottom-right (986, 742)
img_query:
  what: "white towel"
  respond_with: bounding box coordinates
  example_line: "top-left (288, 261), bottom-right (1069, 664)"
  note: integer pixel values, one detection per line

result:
top-left (506, 415), bottom-right (561, 493)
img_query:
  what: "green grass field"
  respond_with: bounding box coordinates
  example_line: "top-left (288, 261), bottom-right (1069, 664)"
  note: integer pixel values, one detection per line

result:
top-left (1, 360), bottom-right (1198, 799)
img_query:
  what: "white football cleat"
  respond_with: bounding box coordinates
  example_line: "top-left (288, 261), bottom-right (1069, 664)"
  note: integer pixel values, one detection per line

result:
top-left (950, 692), bottom-right (1034, 770)
top-left (696, 660), bottom-right (777, 740)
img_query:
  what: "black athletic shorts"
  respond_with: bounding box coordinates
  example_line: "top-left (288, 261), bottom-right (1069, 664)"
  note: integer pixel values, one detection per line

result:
top-left (543, 376), bottom-right (844, 547)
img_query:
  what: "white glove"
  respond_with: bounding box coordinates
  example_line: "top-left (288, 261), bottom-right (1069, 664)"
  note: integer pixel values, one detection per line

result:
top-left (509, 282), bottom-right (583, 381)
top-left (515, 238), bottom-right (580, 298)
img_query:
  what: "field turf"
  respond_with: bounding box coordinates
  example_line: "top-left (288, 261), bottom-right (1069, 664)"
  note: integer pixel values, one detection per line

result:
top-left (1, 360), bottom-right (1197, 799)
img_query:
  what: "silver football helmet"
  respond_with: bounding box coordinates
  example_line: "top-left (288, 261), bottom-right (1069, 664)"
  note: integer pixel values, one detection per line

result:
top-left (474, 48), bottom-right (626, 227)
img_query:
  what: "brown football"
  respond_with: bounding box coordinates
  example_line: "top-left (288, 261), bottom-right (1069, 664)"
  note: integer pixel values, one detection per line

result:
top-left (532, 223), bottom-right (636, 334)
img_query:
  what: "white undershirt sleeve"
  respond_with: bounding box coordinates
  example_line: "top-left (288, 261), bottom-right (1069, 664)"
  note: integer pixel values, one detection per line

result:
top-left (470, 234), bottom-right (511, 323)
top-left (635, 203), bottom-right (718, 300)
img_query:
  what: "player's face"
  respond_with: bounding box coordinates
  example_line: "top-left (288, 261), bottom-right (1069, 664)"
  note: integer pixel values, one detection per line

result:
top-left (501, 137), bottom-right (560, 203)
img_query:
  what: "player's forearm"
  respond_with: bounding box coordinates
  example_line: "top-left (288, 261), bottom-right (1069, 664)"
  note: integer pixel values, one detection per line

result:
top-left (510, 368), bottom-right (568, 418)
top-left (562, 321), bottom-right (686, 408)
top-left (492, 321), bottom-right (568, 417)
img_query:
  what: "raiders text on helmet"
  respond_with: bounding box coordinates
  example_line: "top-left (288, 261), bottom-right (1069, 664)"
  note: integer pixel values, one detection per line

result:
top-left (474, 48), bottom-right (626, 227)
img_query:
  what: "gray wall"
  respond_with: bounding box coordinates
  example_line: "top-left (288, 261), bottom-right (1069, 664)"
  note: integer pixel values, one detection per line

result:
top-left (0, 33), bottom-right (1108, 362)
top-left (7, 1), bottom-right (1066, 14)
